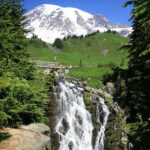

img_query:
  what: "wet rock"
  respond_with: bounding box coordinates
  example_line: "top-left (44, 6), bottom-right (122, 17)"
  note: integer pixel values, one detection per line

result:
top-left (47, 89), bottom-right (60, 150)
top-left (106, 82), bottom-right (114, 95)
top-left (83, 81), bottom-right (87, 86)
top-left (103, 91), bottom-right (112, 99)
top-left (68, 141), bottom-right (73, 150)
top-left (105, 101), bottom-right (130, 150)
top-left (84, 86), bottom-right (91, 92)
top-left (58, 116), bottom-right (69, 135)
top-left (84, 86), bottom-right (105, 98)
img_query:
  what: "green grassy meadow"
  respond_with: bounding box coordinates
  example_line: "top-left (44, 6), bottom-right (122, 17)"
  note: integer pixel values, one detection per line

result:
top-left (26, 33), bottom-right (128, 88)
top-left (68, 66), bottom-right (112, 79)
top-left (68, 66), bottom-right (113, 88)
top-left (27, 33), bottom-right (128, 66)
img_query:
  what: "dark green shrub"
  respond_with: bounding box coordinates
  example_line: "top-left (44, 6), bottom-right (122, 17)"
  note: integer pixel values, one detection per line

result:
top-left (53, 38), bottom-right (63, 49)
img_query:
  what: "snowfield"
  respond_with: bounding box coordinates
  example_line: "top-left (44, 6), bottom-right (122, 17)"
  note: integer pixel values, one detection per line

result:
top-left (25, 4), bottom-right (132, 43)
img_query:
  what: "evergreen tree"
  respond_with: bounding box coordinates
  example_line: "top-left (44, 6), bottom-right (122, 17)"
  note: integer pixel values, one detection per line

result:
top-left (0, 0), bottom-right (48, 127)
top-left (79, 58), bottom-right (82, 67)
top-left (0, 0), bottom-right (34, 79)
top-left (121, 0), bottom-right (150, 148)
top-left (53, 38), bottom-right (63, 49)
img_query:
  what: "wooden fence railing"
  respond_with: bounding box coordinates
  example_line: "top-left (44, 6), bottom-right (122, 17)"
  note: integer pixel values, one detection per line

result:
top-left (30, 60), bottom-right (64, 69)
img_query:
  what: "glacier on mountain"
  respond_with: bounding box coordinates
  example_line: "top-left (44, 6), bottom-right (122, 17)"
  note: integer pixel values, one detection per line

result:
top-left (25, 4), bottom-right (132, 43)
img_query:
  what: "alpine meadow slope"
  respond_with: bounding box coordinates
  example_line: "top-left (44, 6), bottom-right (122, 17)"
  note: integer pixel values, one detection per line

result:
top-left (27, 32), bottom-right (129, 66)
top-left (27, 32), bottom-right (129, 88)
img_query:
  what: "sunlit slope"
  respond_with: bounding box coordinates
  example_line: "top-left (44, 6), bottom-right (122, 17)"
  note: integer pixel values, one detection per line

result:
top-left (27, 33), bottom-right (128, 66)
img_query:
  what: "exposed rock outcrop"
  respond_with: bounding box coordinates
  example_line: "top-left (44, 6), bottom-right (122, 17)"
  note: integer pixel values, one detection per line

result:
top-left (104, 100), bottom-right (133, 150)
top-left (106, 82), bottom-right (114, 95)
top-left (0, 123), bottom-right (50, 150)
top-left (49, 73), bottom-right (131, 150)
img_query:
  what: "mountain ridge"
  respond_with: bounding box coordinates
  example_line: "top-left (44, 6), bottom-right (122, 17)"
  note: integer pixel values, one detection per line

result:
top-left (25, 4), bottom-right (132, 43)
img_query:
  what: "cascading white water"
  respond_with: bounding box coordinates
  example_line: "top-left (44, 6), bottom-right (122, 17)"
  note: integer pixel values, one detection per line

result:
top-left (54, 80), bottom-right (109, 150)
top-left (55, 81), bottom-right (93, 150)
top-left (94, 97), bottom-right (110, 150)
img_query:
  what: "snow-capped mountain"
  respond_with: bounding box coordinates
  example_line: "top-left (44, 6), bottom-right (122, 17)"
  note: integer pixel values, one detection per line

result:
top-left (25, 4), bottom-right (132, 43)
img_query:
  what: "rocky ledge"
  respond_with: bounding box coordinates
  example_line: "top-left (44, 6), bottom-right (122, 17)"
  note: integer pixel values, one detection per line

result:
top-left (0, 123), bottom-right (50, 150)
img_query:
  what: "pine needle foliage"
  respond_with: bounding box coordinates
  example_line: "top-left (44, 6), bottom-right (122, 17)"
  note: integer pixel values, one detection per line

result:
top-left (116, 1), bottom-right (150, 148)
top-left (0, 0), bottom-right (48, 127)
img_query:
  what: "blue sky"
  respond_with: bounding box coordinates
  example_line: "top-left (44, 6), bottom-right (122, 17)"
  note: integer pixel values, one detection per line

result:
top-left (22, 0), bottom-right (132, 25)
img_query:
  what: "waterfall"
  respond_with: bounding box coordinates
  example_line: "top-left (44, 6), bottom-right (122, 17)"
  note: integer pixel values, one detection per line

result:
top-left (94, 97), bottom-right (110, 150)
top-left (54, 80), bottom-right (110, 150)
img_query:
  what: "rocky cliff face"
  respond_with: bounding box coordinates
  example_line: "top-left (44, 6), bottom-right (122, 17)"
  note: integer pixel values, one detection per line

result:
top-left (25, 4), bottom-right (132, 43)
top-left (48, 71), bottom-right (131, 150)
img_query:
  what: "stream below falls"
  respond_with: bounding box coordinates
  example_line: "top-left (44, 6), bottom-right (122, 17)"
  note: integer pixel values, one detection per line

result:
top-left (53, 80), bottom-right (110, 150)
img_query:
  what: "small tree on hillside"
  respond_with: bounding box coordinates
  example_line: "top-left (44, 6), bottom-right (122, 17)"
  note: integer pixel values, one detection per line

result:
top-left (80, 59), bottom-right (82, 67)
top-left (106, 30), bottom-right (111, 33)
top-left (31, 34), bottom-right (38, 39)
top-left (53, 38), bottom-right (63, 49)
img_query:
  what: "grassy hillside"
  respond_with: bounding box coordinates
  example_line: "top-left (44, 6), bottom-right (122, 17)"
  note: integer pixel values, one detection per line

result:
top-left (26, 33), bottom-right (128, 66)
top-left (26, 33), bottom-right (128, 88)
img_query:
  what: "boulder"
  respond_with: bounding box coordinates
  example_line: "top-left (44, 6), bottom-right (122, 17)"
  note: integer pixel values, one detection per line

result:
top-left (103, 91), bottom-right (112, 99)
top-left (64, 69), bottom-right (69, 74)
top-left (44, 69), bottom-right (51, 75)
top-left (54, 71), bottom-right (59, 77)
top-left (21, 123), bottom-right (50, 137)
top-left (101, 49), bottom-right (109, 56)
top-left (106, 82), bottom-right (114, 95)
top-left (84, 86), bottom-right (92, 92)
top-left (57, 69), bottom-right (63, 74)
top-left (21, 123), bottom-right (51, 150)
top-left (0, 123), bottom-right (51, 150)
